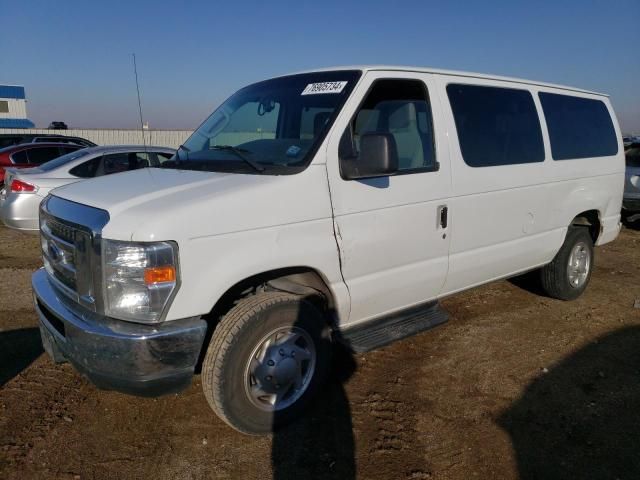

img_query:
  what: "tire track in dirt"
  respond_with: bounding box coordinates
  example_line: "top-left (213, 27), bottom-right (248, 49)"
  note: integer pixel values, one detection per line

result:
top-left (349, 344), bottom-right (435, 479)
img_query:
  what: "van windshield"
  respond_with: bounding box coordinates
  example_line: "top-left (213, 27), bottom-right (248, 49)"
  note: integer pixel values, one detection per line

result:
top-left (166, 70), bottom-right (361, 175)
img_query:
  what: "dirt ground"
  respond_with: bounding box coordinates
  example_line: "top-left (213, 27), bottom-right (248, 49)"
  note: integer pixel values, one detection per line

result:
top-left (1, 223), bottom-right (639, 480)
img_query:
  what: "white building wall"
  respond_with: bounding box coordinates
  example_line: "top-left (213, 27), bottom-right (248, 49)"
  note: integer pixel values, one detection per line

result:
top-left (0, 128), bottom-right (193, 149)
top-left (0, 98), bottom-right (27, 119)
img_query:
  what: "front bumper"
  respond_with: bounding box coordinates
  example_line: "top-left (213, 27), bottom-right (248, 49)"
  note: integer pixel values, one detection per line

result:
top-left (0, 190), bottom-right (42, 232)
top-left (32, 268), bottom-right (208, 396)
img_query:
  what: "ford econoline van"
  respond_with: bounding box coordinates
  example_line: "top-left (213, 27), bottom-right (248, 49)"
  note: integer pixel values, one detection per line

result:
top-left (32, 66), bottom-right (624, 434)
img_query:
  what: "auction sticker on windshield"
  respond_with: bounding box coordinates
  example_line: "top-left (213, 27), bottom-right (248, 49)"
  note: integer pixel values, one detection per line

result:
top-left (301, 81), bottom-right (348, 95)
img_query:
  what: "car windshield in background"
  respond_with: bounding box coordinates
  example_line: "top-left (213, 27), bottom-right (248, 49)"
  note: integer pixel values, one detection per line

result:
top-left (169, 70), bottom-right (362, 175)
top-left (38, 149), bottom-right (90, 171)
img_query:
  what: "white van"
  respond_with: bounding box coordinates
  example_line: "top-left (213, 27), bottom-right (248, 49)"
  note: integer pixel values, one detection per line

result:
top-left (32, 66), bottom-right (624, 434)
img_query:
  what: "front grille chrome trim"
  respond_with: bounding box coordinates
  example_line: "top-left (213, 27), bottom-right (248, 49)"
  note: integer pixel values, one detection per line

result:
top-left (41, 222), bottom-right (75, 251)
top-left (39, 195), bottom-right (110, 314)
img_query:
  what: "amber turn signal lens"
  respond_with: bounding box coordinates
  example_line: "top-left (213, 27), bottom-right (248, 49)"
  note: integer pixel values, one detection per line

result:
top-left (144, 266), bottom-right (176, 284)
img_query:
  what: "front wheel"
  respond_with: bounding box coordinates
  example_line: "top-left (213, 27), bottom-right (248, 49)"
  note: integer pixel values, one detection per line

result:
top-left (540, 226), bottom-right (594, 300)
top-left (201, 292), bottom-right (332, 434)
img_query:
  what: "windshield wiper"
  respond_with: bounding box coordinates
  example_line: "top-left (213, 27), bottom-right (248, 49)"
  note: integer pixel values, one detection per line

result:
top-left (211, 145), bottom-right (265, 172)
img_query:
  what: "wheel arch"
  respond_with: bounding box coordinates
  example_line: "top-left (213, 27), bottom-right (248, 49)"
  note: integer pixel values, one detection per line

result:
top-left (571, 209), bottom-right (601, 243)
top-left (195, 266), bottom-right (339, 371)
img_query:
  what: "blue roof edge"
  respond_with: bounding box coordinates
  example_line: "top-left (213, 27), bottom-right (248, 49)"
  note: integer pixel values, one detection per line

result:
top-left (0, 118), bottom-right (36, 128)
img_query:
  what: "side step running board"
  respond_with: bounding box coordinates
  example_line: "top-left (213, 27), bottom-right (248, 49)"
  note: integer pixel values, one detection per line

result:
top-left (337, 301), bottom-right (449, 353)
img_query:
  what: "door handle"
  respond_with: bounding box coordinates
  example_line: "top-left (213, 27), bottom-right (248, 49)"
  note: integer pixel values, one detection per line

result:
top-left (438, 205), bottom-right (448, 229)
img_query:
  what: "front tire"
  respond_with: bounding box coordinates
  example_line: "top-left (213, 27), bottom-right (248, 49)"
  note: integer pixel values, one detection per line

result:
top-left (540, 226), bottom-right (594, 300)
top-left (201, 292), bottom-right (332, 434)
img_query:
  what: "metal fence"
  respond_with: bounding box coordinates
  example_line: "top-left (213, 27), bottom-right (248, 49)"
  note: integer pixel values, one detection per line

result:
top-left (0, 128), bottom-right (193, 149)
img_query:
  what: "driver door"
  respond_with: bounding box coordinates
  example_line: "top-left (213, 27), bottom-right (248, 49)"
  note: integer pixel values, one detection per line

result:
top-left (325, 71), bottom-right (452, 326)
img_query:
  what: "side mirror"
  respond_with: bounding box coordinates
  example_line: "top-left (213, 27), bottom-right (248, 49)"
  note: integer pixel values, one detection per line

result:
top-left (341, 132), bottom-right (399, 180)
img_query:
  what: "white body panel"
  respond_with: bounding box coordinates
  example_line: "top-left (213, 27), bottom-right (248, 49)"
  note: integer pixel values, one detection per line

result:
top-left (0, 146), bottom-right (175, 231)
top-left (47, 66), bottom-right (624, 328)
top-left (54, 165), bottom-right (351, 322)
top-left (325, 71), bottom-right (452, 324)
top-left (433, 76), bottom-right (624, 295)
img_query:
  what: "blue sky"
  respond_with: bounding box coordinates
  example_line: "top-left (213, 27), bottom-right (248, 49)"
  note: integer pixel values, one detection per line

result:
top-left (2, 0), bottom-right (639, 132)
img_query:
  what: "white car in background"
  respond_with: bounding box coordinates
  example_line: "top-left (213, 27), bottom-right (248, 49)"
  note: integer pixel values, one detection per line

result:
top-left (0, 145), bottom-right (175, 232)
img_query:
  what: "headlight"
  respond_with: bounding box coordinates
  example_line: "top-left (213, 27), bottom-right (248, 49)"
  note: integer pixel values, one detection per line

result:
top-left (103, 239), bottom-right (179, 323)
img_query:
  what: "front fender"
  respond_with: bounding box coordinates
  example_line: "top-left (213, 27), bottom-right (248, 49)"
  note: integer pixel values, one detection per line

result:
top-left (166, 219), bottom-right (350, 326)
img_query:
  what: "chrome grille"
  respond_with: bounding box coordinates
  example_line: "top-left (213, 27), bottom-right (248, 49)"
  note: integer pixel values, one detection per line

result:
top-left (41, 213), bottom-right (80, 293)
top-left (39, 195), bottom-right (110, 313)
top-left (47, 218), bottom-right (77, 244)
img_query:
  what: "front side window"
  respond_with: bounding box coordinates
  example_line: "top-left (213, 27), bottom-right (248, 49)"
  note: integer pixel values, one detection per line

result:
top-left (343, 79), bottom-right (437, 173)
top-left (447, 84), bottom-right (545, 167)
top-left (174, 70), bottom-right (362, 175)
top-left (102, 152), bottom-right (145, 175)
top-left (538, 92), bottom-right (618, 160)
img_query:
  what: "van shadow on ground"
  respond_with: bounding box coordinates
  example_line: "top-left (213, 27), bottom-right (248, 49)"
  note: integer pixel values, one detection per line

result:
top-left (271, 341), bottom-right (357, 480)
top-left (0, 327), bottom-right (43, 387)
top-left (498, 325), bottom-right (640, 480)
top-left (508, 270), bottom-right (547, 297)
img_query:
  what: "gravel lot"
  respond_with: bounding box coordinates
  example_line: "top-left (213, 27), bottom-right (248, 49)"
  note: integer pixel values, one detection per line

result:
top-left (1, 224), bottom-right (639, 479)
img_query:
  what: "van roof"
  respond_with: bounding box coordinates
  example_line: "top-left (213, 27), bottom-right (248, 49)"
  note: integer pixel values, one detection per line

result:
top-left (285, 65), bottom-right (607, 97)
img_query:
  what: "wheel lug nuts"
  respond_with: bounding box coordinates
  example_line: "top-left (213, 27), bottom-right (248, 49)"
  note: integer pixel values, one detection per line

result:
top-left (291, 351), bottom-right (296, 357)
top-left (265, 375), bottom-right (272, 381)
top-left (267, 360), bottom-right (275, 366)
top-left (279, 349), bottom-right (284, 355)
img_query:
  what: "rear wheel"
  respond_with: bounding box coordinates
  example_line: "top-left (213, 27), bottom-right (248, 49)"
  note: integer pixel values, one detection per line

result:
top-left (201, 292), bottom-right (332, 434)
top-left (540, 226), bottom-right (594, 300)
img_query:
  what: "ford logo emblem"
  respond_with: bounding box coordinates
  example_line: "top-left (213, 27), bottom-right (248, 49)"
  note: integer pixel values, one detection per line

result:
top-left (48, 242), bottom-right (63, 262)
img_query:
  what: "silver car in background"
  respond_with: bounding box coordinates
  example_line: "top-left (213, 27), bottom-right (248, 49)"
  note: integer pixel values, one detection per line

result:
top-left (0, 145), bottom-right (175, 232)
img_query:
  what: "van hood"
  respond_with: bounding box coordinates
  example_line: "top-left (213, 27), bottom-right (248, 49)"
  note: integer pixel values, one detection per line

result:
top-left (52, 168), bottom-right (233, 213)
top-left (51, 166), bottom-right (330, 242)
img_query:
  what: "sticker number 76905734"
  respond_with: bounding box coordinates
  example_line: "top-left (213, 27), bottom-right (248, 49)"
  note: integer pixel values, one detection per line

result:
top-left (301, 81), bottom-right (348, 95)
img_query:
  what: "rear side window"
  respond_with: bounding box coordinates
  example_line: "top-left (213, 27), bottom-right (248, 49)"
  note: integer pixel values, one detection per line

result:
top-left (69, 157), bottom-right (102, 178)
top-left (70, 156), bottom-right (102, 178)
top-left (447, 84), bottom-right (545, 167)
top-left (26, 147), bottom-right (63, 165)
top-left (39, 149), bottom-right (90, 172)
top-left (538, 92), bottom-right (618, 160)
top-left (10, 150), bottom-right (28, 164)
